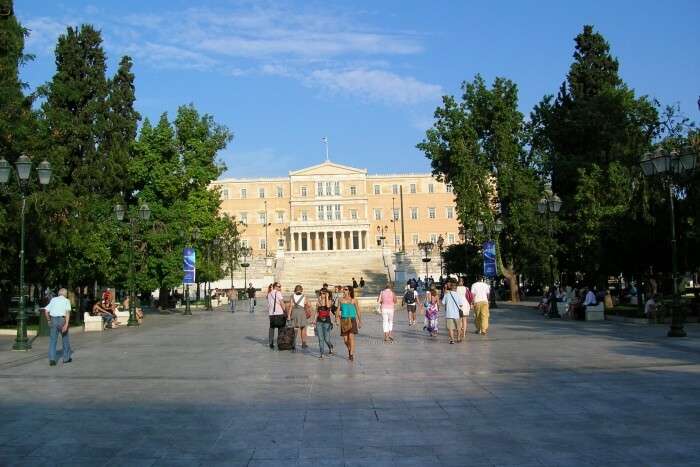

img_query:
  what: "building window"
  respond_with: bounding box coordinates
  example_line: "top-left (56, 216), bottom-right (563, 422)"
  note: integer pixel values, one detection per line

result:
top-left (374, 209), bottom-right (382, 221)
top-left (395, 237), bottom-right (401, 247)
top-left (325, 181), bottom-right (332, 196)
top-left (446, 207), bottom-right (454, 219)
top-left (260, 238), bottom-right (267, 250)
top-left (258, 187), bottom-right (265, 198)
top-left (430, 234), bottom-right (438, 243)
top-left (350, 186), bottom-right (357, 196)
top-left (334, 204), bottom-right (341, 220)
top-left (221, 189), bottom-right (229, 200)
top-left (411, 207), bottom-right (418, 220)
top-left (448, 233), bottom-right (455, 244)
top-left (278, 238), bottom-right (284, 248)
top-left (240, 212), bottom-right (248, 225)
top-left (241, 239), bottom-right (249, 248)
top-left (240, 188), bottom-right (247, 199)
top-left (392, 184), bottom-right (399, 194)
top-left (317, 182), bottom-right (323, 197)
top-left (392, 208), bottom-right (399, 221)
top-left (428, 183), bottom-right (434, 193)
top-left (412, 234), bottom-right (419, 245)
top-left (410, 183), bottom-right (416, 194)
top-left (446, 183), bottom-right (453, 193)
top-left (276, 211), bottom-right (284, 222)
top-left (334, 181), bottom-right (340, 195)
top-left (326, 205), bottom-right (333, 220)
top-left (350, 209), bottom-right (358, 220)
top-left (428, 207), bottom-right (436, 219)
top-left (301, 210), bottom-right (308, 221)
top-left (301, 186), bottom-right (307, 197)
top-left (276, 186), bottom-right (283, 198)
top-left (259, 212), bottom-right (267, 224)
top-left (374, 185), bottom-right (380, 195)
top-left (317, 205), bottom-right (324, 221)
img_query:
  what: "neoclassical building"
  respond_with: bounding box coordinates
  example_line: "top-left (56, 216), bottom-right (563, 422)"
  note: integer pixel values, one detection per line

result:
top-left (212, 160), bottom-right (461, 256)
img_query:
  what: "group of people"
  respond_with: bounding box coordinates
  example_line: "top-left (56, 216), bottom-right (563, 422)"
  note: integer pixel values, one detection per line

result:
top-left (264, 276), bottom-right (494, 361)
top-left (226, 283), bottom-right (258, 313)
top-left (90, 290), bottom-right (144, 328)
top-left (267, 282), bottom-right (362, 360)
top-left (538, 285), bottom-right (604, 319)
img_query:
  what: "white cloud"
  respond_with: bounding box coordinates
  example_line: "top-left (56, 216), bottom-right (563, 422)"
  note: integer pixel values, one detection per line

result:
top-left (307, 68), bottom-right (443, 105)
top-left (20, 4), bottom-right (441, 106)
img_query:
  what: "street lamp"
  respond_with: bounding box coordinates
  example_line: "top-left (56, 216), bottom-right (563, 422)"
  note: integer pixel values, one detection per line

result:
top-left (376, 224), bottom-right (390, 248)
top-left (240, 246), bottom-right (252, 290)
top-left (436, 235), bottom-right (445, 279)
top-left (0, 155), bottom-right (52, 350)
top-left (114, 202), bottom-right (151, 326)
top-left (183, 227), bottom-right (200, 316)
top-left (417, 241), bottom-right (434, 283)
top-left (640, 146), bottom-right (698, 337)
top-left (538, 184), bottom-right (562, 318)
top-left (476, 219), bottom-right (504, 308)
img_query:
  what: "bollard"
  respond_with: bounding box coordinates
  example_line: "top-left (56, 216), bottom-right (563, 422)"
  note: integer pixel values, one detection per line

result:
top-left (38, 309), bottom-right (50, 337)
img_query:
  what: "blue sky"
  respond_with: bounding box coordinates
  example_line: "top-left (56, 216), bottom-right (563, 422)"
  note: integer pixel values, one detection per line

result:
top-left (15, 0), bottom-right (700, 178)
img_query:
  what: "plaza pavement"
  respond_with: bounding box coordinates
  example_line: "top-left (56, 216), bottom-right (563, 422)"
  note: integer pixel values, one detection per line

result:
top-left (0, 302), bottom-right (699, 467)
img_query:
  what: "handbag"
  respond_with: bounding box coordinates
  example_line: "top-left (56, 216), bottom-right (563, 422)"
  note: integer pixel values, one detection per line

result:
top-left (306, 324), bottom-right (315, 337)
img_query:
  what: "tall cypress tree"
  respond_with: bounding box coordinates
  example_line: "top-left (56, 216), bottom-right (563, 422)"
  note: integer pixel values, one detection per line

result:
top-left (531, 25), bottom-right (659, 281)
top-left (0, 0), bottom-right (35, 302)
top-left (104, 55), bottom-right (140, 197)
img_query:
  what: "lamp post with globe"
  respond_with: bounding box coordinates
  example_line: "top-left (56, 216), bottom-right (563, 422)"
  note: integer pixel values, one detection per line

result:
top-left (640, 146), bottom-right (698, 337)
top-left (0, 155), bottom-right (52, 350)
top-left (537, 185), bottom-right (563, 318)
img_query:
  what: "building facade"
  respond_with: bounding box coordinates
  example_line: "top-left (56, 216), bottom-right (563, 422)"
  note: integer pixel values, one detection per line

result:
top-left (212, 161), bottom-right (461, 256)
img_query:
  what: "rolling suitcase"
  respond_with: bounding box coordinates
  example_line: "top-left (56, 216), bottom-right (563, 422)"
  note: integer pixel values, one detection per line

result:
top-left (277, 323), bottom-right (296, 350)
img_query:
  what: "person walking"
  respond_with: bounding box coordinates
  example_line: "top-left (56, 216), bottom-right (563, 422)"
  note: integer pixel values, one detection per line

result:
top-left (402, 284), bottom-right (418, 326)
top-left (455, 277), bottom-right (471, 342)
top-left (315, 287), bottom-right (335, 359)
top-left (442, 281), bottom-right (464, 344)
top-left (247, 283), bottom-right (256, 313)
top-left (228, 287), bottom-right (237, 313)
top-left (46, 288), bottom-right (73, 366)
top-left (359, 277), bottom-right (365, 288)
top-left (378, 283), bottom-right (397, 343)
top-left (352, 277), bottom-right (359, 289)
top-left (288, 285), bottom-right (311, 350)
top-left (339, 285), bottom-right (361, 361)
top-left (471, 278), bottom-right (491, 335)
top-left (424, 288), bottom-right (439, 337)
top-left (267, 282), bottom-right (286, 349)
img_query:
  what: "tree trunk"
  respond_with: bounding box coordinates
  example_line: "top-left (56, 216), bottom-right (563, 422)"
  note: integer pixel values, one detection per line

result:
top-left (158, 287), bottom-right (170, 310)
top-left (503, 263), bottom-right (520, 303)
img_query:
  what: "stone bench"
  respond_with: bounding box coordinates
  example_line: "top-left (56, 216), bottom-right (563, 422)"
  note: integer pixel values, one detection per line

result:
top-left (585, 303), bottom-right (605, 321)
top-left (83, 313), bottom-right (103, 332)
top-left (115, 310), bottom-right (130, 324)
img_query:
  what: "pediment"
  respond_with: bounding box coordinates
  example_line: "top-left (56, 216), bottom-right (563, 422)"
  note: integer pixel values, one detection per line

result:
top-left (290, 161), bottom-right (367, 177)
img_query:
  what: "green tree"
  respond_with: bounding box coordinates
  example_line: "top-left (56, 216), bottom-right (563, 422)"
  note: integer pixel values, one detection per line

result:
top-left (530, 25), bottom-right (659, 283)
top-left (418, 75), bottom-right (550, 301)
top-left (130, 106), bottom-right (232, 307)
top-left (0, 0), bottom-right (36, 312)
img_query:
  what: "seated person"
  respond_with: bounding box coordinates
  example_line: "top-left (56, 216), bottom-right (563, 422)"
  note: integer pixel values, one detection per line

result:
top-left (644, 295), bottom-right (657, 320)
top-left (92, 291), bottom-right (119, 328)
top-left (122, 296), bottom-right (144, 323)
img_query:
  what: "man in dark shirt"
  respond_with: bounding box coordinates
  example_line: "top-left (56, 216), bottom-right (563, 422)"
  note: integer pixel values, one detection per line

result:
top-left (246, 283), bottom-right (256, 313)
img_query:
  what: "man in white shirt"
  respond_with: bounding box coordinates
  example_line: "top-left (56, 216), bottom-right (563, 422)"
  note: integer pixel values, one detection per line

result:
top-left (45, 288), bottom-right (72, 366)
top-left (442, 281), bottom-right (465, 344)
top-left (471, 278), bottom-right (491, 336)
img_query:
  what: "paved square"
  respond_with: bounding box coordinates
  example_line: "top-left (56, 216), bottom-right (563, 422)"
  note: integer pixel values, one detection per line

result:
top-left (1, 304), bottom-right (699, 466)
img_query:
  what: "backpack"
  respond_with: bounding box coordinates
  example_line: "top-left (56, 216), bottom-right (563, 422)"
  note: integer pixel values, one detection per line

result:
top-left (404, 290), bottom-right (416, 305)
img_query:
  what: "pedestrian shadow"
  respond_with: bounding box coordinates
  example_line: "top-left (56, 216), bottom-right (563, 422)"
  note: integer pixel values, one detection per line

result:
top-left (244, 336), bottom-right (272, 348)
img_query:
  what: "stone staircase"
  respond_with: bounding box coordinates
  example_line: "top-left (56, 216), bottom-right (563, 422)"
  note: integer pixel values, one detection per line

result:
top-left (278, 250), bottom-right (390, 294)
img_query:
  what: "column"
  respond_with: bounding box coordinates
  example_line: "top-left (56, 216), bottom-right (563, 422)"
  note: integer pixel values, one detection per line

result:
top-left (293, 232), bottom-right (298, 252)
top-left (336, 231), bottom-right (342, 250)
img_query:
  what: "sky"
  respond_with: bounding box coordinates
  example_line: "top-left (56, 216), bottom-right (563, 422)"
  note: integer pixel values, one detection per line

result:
top-left (14, 0), bottom-right (700, 179)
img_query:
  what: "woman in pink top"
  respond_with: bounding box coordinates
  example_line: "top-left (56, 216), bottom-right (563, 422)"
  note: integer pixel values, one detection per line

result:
top-left (377, 283), bottom-right (397, 343)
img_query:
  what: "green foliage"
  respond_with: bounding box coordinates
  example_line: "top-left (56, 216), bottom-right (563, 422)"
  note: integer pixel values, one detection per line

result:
top-left (418, 75), bottom-right (551, 289)
top-left (531, 25), bottom-right (660, 282)
top-left (131, 106), bottom-right (233, 292)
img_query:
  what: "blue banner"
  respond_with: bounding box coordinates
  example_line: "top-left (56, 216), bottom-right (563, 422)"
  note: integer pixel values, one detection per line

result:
top-left (183, 247), bottom-right (196, 284)
top-left (483, 241), bottom-right (497, 278)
